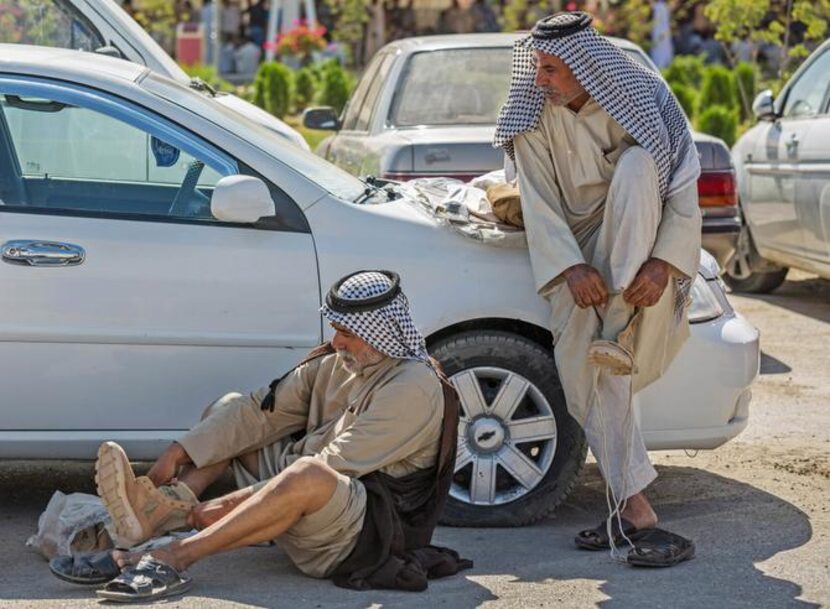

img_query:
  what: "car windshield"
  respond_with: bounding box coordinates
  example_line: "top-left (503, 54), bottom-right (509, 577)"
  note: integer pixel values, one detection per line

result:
top-left (0, 0), bottom-right (103, 50)
top-left (143, 73), bottom-right (366, 202)
top-left (388, 45), bottom-right (657, 128)
top-left (389, 47), bottom-right (513, 127)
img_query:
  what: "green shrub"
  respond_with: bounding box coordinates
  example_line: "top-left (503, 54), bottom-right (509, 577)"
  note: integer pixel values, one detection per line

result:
top-left (670, 82), bottom-right (697, 120)
top-left (662, 54), bottom-right (706, 89)
top-left (734, 61), bottom-right (757, 122)
top-left (697, 104), bottom-right (738, 147)
top-left (252, 68), bottom-right (267, 109)
top-left (294, 66), bottom-right (318, 111)
top-left (316, 61), bottom-right (351, 114)
top-left (698, 64), bottom-right (737, 117)
top-left (253, 62), bottom-right (293, 118)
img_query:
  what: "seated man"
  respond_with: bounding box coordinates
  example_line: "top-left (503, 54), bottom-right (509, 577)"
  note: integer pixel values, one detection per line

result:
top-left (52, 270), bottom-right (469, 600)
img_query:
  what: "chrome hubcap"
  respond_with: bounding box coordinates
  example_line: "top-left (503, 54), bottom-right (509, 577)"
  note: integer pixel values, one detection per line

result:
top-left (450, 367), bottom-right (558, 506)
top-left (468, 416), bottom-right (507, 453)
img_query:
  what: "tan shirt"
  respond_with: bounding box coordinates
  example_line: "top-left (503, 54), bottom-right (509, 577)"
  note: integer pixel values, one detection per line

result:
top-left (516, 98), bottom-right (701, 293)
top-left (179, 354), bottom-right (444, 479)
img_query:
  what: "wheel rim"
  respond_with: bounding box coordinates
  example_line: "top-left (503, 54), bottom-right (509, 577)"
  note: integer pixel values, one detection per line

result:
top-left (726, 224), bottom-right (753, 280)
top-left (450, 366), bottom-right (558, 506)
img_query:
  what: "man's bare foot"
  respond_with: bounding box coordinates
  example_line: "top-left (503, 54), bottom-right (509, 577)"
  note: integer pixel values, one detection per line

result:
top-left (620, 492), bottom-right (658, 530)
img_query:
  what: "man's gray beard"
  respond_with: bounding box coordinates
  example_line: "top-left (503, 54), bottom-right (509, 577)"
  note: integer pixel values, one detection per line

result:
top-left (338, 348), bottom-right (384, 375)
top-left (539, 86), bottom-right (583, 106)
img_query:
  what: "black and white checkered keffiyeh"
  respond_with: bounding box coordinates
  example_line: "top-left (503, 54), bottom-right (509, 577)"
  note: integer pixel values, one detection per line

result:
top-left (494, 12), bottom-right (699, 200)
top-left (321, 271), bottom-right (430, 363)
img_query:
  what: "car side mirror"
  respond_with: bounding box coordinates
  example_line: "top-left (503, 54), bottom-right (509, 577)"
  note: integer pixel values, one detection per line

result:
top-left (211, 175), bottom-right (275, 223)
top-left (303, 106), bottom-right (340, 131)
top-left (752, 89), bottom-right (777, 121)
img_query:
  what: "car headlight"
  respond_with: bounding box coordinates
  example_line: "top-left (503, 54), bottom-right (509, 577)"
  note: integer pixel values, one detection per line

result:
top-left (688, 274), bottom-right (725, 323)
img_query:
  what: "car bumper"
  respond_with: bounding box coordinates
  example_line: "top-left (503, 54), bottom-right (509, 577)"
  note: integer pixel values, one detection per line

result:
top-left (702, 215), bottom-right (741, 269)
top-left (638, 310), bottom-right (760, 450)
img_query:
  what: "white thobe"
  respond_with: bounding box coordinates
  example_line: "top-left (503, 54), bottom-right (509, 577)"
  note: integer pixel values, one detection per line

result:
top-left (514, 99), bottom-right (701, 499)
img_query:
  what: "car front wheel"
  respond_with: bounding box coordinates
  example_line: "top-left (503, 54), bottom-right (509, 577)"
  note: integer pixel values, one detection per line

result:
top-left (723, 222), bottom-right (788, 294)
top-left (431, 330), bottom-right (587, 527)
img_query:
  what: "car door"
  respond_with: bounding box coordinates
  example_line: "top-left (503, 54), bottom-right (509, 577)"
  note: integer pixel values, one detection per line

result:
top-left (0, 77), bottom-right (320, 434)
top-left (743, 51), bottom-right (830, 260)
top-left (790, 48), bottom-right (830, 266)
top-left (326, 52), bottom-right (397, 176)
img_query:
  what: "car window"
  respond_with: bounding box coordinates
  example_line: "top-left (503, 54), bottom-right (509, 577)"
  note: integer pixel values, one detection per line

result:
top-left (0, 0), bottom-right (104, 51)
top-left (0, 91), bottom-right (237, 222)
top-left (782, 49), bottom-right (830, 119)
top-left (355, 53), bottom-right (396, 131)
top-left (389, 48), bottom-right (513, 127)
top-left (341, 53), bottom-right (385, 131)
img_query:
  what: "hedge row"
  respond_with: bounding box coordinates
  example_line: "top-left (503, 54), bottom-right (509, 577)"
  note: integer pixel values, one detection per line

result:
top-left (663, 55), bottom-right (757, 148)
top-left (251, 59), bottom-right (354, 119)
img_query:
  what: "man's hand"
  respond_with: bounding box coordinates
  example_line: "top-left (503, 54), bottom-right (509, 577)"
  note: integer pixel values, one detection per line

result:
top-left (147, 442), bottom-right (191, 487)
top-left (623, 258), bottom-right (671, 307)
top-left (187, 487), bottom-right (254, 530)
top-left (562, 264), bottom-right (609, 308)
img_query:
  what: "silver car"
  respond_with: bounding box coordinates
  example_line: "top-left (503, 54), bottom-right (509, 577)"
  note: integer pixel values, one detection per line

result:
top-left (306, 33), bottom-right (741, 268)
top-left (729, 39), bottom-right (830, 292)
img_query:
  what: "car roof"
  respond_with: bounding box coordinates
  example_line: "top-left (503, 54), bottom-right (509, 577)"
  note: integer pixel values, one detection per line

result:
top-left (383, 32), bottom-right (642, 53)
top-left (0, 44), bottom-right (148, 85)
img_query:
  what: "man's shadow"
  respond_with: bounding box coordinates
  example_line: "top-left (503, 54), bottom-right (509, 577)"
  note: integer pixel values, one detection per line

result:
top-left (431, 463), bottom-right (817, 609)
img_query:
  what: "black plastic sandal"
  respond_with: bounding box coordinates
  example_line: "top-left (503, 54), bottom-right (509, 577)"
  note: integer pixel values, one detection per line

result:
top-left (575, 517), bottom-right (647, 551)
top-left (49, 550), bottom-right (120, 585)
top-left (627, 528), bottom-right (695, 567)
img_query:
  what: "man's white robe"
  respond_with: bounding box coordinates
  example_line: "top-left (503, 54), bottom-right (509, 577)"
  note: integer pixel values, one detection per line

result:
top-left (513, 99), bottom-right (701, 498)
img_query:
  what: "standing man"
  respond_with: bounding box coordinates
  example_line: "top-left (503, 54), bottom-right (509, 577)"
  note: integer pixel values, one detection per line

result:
top-left (494, 12), bottom-right (701, 567)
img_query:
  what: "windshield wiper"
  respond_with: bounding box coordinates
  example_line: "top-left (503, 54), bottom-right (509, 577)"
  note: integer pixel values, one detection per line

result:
top-left (188, 78), bottom-right (217, 97)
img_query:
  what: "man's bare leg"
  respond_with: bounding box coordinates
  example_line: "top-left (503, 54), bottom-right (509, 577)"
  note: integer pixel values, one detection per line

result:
top-left (113, 457), bottom-right (337, 572)
top-left (176, 460), bottom-right (232, 498)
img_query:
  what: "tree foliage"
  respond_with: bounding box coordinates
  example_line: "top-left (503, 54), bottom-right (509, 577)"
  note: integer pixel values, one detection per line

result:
top-left (705, 0), bottom-right (830, 78)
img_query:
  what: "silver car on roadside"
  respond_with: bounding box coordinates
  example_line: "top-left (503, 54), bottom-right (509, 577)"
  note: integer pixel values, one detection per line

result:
top-left (728, 39), bottom-right (830, 293)
top-left (305, 33), bottom-right (741, 268)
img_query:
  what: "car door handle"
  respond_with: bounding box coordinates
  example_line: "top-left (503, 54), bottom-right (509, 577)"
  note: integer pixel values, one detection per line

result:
top-left (1, 240), bottom-right (85, 267)
top-left (786, 133), bottom-right (799, 150)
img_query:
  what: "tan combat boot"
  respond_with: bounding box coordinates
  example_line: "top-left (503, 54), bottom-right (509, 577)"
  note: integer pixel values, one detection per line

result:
top-left (94, 441), bottom-right (198, 548)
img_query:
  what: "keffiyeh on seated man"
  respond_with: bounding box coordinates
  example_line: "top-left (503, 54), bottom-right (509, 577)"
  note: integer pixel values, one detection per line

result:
top-left (51, 271), bottom-right (470, 601)
top-left (494, 11), bottom-right (701, 567)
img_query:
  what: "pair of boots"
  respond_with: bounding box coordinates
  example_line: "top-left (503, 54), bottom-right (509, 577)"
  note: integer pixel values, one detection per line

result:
top-left (95, 442), bottom-right (198, 548)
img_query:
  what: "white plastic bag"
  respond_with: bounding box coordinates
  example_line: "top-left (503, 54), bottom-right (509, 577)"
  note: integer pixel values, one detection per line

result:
top-left (26, 491), bottom-right (114, 560)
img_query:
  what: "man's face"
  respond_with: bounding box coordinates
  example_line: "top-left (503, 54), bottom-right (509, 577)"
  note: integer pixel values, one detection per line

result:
top-left (331, 323), bottom-right (385, 374)
top-left (533, 50), bottom-right (586, 106)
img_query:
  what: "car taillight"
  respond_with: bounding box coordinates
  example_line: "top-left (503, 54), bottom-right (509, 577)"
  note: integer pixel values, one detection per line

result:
top-left (697, 170), bottom-right (737, 207)
top-left (381, 172), bottom-right (481, 183)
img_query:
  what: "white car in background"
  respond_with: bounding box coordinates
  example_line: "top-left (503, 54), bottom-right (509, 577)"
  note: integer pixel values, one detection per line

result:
top-left (729, 39), bottom-right (830, 292)
top-left (2, 0), bottom-right (309, 150)
top-left (0, 47), bottom-right (759, 527)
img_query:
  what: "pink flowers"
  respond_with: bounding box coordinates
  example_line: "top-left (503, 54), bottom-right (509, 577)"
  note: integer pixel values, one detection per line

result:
top-left (272, 21), bottom-right (327, 58)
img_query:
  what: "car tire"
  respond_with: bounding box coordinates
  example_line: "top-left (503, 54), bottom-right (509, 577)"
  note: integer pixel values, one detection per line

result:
top-left (723, 267), bottom-right (789, 294)
top-left (723, 223), bottom-right (788, 294)
top-left (431, 330), bottom-right (587, 527)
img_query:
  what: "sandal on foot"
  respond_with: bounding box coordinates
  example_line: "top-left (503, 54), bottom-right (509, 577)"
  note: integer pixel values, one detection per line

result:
top-left (96, 554), bottom-right (192, 603)
top-left (575, 518), bottom-right (647, 551)
top-left (49, 550), bottom-right (120, 585)
top-left (627, 528), bottom-right (695, 568)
